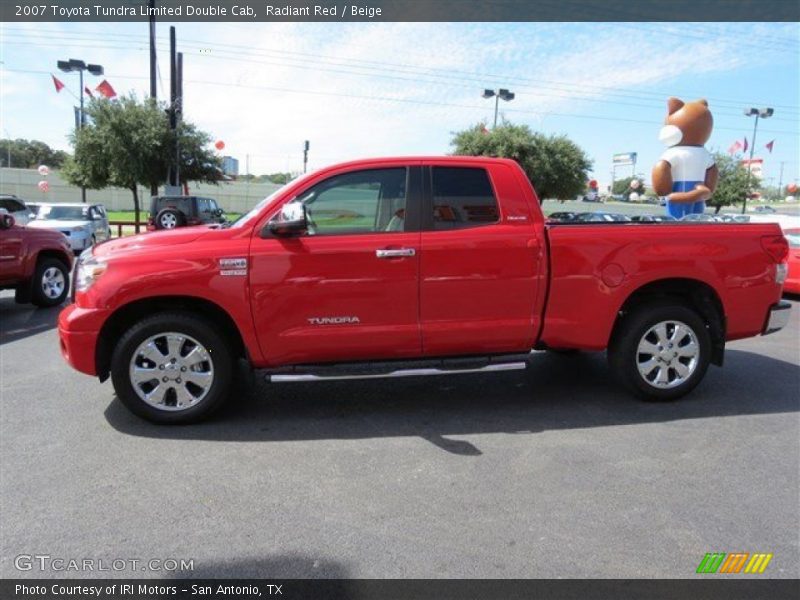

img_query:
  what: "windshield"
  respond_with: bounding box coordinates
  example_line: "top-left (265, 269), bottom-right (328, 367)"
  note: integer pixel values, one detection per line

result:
top-left (38, 205), bottom-right (88, 221)
top-left (786, 232), bottom-right (800, 248)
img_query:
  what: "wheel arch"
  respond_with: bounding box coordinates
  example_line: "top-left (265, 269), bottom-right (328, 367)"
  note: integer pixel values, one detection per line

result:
top-left (95, 295), bottom-right (247, 382)
top-left (610, 278), bottom-right (726, 366)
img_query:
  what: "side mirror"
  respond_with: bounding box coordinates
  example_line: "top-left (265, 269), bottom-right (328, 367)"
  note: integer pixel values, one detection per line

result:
top-left (214, 208), bottom-right (225, 216)
top-left (0, 213), bottom-right (16, 230)
top-left (264, 201), bottom-right (307, 237)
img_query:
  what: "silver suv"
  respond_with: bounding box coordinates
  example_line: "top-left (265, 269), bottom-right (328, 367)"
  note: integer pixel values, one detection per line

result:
top-left (28, 203), bottom-right (111, 253)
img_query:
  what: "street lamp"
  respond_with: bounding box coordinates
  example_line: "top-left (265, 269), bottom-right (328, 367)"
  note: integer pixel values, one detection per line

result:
top-left (482, 88), bottom-right (515, 129)
top-left (742, 106), bottom-right (773, 214)
top-left (57, 59), bottom-right (103, 203)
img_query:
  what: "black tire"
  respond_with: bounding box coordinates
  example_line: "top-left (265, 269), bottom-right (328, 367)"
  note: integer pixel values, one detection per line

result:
top-left (111, 312), bottom-right (234, 424)
top-left (155, 208), bottom-right (185, 230)
top-left (608, 302), bottom-right (711, 401)
top-left (30, 257), bottom-right (70, 307)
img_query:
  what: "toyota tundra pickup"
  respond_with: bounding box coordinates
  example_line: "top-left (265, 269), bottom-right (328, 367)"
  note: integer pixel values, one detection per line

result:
top-left (57, 157), bottom-right (791, 423)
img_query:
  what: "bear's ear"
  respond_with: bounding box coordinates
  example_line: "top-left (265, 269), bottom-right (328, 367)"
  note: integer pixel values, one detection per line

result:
top-left (667, 97), bottom-right (684, 115)
top-left (697, 98), bottom-right (709, 107)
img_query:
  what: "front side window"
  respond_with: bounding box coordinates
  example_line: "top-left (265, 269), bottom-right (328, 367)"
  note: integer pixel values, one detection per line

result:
top-left (297, 168), bottom-right (407, 235)
top-left (431, 167), bottom-right (499, 230)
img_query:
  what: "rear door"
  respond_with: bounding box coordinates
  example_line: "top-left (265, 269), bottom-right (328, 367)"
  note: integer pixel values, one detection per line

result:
top-left (419, 161), bottom-right (544, 356)
top-left (249, 163), bottom-right (424, 365)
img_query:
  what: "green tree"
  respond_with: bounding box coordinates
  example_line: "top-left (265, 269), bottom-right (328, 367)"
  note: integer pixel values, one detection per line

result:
top-left (707, 152), bottom-right (757, 214)
top-left (0, 138), bottom-right (69, 168)
top-left (450, 123), bottom-right (592, 201)
top-left (62, 94), bottom-right (221, 224)
top-left (265, 172), bottom-right (292, 184)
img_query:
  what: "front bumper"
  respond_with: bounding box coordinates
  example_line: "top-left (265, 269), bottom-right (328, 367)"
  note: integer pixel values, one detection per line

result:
top-left (65, 234), bottom-right (92, 252)
top-left (58, 303), bottom-right (109, 376)
top-left (763, 300), bottom-right (792, 335)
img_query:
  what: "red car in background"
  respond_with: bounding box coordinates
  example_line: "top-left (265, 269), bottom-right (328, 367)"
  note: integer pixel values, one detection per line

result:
top-left (784, 229), bottom-right (800, 294)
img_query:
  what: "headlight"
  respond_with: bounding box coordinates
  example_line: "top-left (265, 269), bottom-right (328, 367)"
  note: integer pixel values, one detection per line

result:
top-left (75, 256), bottom-right (108, 292)
top-left (71, 226), bottom-right (86, 233)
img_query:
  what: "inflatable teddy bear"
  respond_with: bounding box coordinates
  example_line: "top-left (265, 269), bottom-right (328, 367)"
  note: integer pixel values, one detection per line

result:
top-left (652, 97), bottom-right (719, 218)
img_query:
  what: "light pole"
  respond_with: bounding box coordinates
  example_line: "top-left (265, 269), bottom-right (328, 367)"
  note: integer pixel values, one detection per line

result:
top-left (742, 107), bottom-right (773, 214)
top-left (482, 88), bottom-right (515, 129)
top-left (57, 59), bottom-right (104, 203)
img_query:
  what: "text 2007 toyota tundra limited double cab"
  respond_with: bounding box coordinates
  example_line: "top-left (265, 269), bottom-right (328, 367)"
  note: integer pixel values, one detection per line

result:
top-left (58, 157), bottom-right (791, 423)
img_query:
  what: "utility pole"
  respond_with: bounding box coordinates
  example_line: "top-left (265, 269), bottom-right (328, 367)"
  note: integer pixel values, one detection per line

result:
top-left (148, 0), bottom-right (158, 199)
top-left (177, 51), bottom-right (183, 193)
top-left (778, 161), bottom-right (785, 199)
top-left (166, 26), bottom-right (180, 193)
top-left (303, 140), bottom-right (310, 173)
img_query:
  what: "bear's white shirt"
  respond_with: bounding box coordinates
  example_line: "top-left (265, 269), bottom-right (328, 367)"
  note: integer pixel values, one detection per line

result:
top-left (660, 146), bottom-right (714, 182)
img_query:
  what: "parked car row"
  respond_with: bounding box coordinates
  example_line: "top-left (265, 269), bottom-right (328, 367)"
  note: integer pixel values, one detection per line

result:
top-left (547, 211), bottom-right (753, 224)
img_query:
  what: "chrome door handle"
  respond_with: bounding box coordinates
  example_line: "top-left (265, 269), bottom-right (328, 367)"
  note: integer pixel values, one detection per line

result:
top-left (376, 248), bottom-right (416, 258)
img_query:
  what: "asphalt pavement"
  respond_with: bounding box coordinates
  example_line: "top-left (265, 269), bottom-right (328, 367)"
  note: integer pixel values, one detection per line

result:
top-left (1, 291), bottom-right (798, 579)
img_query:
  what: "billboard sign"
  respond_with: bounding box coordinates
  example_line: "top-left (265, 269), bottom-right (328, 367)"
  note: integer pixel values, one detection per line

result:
top-left (741, 158), bottom-right (764, 180)
top-left (613, 152), bottom-right (637, 165)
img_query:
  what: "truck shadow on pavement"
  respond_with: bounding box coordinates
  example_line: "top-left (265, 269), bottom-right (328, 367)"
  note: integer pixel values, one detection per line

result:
top-left (105, 348), bottom-right (799, 455)
top-left (0, 297), bottom-right (62, 345)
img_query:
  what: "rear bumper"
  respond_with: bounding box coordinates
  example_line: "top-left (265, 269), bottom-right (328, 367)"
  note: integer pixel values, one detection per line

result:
top-left (58, 303), bottom-right (109, 376)
top-left (763, 300), bottom-right (791, 335)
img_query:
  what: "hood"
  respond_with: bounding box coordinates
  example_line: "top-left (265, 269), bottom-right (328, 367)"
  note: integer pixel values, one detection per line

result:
top-left (93, 225), bottom-right (211, 258)
top-left (29, 219), bottom-right (91, 229)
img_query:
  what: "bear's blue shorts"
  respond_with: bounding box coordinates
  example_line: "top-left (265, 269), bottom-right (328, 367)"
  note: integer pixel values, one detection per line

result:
top-left (667, 181), bottom-right (705, 218)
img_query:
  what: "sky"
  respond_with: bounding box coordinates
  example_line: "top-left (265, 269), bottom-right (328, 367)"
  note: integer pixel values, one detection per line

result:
top-left (1, 21), bottom-right (798, 191)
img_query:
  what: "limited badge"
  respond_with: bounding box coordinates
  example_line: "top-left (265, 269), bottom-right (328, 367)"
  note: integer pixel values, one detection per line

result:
top-left (219, 257), bottom-right (247, 276)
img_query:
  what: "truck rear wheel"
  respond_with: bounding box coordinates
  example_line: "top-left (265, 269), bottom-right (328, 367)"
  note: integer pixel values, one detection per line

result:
top-left (608, 303), bottom-right (711, 401)
top-left (111, 312), bottom-right (233, 424)
top-left (31, 257), bottom-right (70, 307)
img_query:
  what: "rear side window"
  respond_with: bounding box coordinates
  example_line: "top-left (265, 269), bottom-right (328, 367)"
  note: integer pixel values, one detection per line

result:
top-left (1, 199), bottom-right (25, 212)
top-left (431, 167), bottom-right (499, 230)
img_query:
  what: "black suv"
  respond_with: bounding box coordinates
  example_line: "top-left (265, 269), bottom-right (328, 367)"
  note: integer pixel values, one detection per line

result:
top-left (148, 196), bottom-right (226, 230)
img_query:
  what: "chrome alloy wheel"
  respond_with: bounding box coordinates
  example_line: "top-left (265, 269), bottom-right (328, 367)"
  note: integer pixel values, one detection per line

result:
top-left (129, 332), bottom-right (214, 411)
top-left (159, 212), bottom-right (178, 228)
top-left (41, 266), bottom-right (66, 299)
top-left (636, 320), bottom-right (699, 389)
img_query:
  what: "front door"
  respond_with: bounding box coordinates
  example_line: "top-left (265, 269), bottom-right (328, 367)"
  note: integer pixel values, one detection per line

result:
top-left (249, 165), bottom-right (423, 365)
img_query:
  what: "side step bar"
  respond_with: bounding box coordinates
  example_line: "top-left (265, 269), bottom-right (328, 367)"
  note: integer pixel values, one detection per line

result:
top-left (265, 354), bottom-right (531, 383)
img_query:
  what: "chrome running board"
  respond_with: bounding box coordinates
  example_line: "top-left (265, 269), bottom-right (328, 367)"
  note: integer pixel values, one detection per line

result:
top-left (266, 358), bottom-right (529, 383)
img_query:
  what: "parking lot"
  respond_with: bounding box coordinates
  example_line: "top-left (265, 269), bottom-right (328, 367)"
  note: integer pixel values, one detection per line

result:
top-left (1, 291), bottom-right (798, 579)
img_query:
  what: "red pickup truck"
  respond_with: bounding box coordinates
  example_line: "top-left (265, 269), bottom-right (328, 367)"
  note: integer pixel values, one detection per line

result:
top-left (0, 212), bottom-right (73, 307)
top-left (58, 157), bottom-right (791, 424)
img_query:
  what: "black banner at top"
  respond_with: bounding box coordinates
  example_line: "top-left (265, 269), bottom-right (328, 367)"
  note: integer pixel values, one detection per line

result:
top-left (2, 0), bottom-right (799, 22)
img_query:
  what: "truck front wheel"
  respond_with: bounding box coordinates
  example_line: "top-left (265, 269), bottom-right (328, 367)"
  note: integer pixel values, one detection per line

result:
top-left (608, 303), bottom-right (711, 401)
top-left (111, 312), bottom-right (233, 424)
top-left (31, 257), bottom-right (70, 307)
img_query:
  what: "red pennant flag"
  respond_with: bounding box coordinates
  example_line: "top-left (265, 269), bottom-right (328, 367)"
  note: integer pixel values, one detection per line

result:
top-left (765, 140), bottom-right (775, 153)
top-left (84, 86), bottom-right (94, 99)
top-left (727, 140), bottom-right (743, 155)
top-left (95, 80), bottom-right (117, 99)
top-left (51, 74), bottom-right (65, 93)
top-left (742, 137), bottom-right (748, 153)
